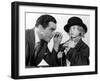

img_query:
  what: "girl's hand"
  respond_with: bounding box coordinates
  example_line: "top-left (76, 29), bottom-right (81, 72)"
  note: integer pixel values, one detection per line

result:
top-left (57, 51), bottom-right (63, 59)
top-left (67, 40), bottom-right (76, 48)
top-left (63, 40), bottom-right (76, 48)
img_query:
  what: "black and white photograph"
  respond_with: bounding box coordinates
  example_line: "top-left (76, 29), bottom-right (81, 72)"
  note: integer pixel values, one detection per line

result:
top-left (11, 1), bottom-right (97, 79)
top-left (25, 13), bottom-right (90, 67)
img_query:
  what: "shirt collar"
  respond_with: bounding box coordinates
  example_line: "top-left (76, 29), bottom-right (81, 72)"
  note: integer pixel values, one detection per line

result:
top-left (35, 28), bottom-right (40, 44)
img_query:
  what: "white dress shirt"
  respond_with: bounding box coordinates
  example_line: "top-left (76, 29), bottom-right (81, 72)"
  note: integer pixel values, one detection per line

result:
top-left (34, 28), bottom-right (49, 66)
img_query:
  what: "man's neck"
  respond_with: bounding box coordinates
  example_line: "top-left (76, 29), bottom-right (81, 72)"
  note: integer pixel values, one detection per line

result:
top-left (35, 28), bottom-right (41, 43)
top-left (35, 28), bottom-right (48, 44)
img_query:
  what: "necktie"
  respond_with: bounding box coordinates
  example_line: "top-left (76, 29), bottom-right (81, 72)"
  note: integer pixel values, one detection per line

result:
top-left (35, 40), bottom-right (48, 65)
top-left (34, 42), bottom-right (41, 58)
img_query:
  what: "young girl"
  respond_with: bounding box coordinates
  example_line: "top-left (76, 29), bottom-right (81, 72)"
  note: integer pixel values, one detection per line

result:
top-left (57, 17), bottom-right (89, 66)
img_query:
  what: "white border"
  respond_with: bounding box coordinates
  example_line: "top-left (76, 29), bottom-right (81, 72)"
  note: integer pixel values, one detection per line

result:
top-left (19, 5), bottom-right (95, 76)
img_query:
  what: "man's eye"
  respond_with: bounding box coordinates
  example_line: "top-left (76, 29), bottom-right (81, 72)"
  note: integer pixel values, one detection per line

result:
top-left (51, 28), bottom-right (55, 31)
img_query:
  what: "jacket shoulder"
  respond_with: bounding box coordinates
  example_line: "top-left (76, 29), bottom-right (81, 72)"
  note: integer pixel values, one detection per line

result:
top-left (25, 29), bottom-right (35, 41)
top-left (81, 40), bottom-right (89, 49)
top-left (75, 39), bottom-right (89, 51)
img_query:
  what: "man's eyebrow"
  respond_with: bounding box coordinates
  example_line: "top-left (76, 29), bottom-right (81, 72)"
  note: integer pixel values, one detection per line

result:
top-left (51, 28), bottom-right (56, 30)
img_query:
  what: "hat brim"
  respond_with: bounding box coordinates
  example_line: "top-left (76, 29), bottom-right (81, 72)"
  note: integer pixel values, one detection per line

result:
top-left (64, 23), bottom-right (87, 33)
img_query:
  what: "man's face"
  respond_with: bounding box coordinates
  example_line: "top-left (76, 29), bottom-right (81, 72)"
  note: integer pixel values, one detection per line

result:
top-left (40, 21), bottom-right (56, 42)
top-left (69, 25), bottom-right (81, 38)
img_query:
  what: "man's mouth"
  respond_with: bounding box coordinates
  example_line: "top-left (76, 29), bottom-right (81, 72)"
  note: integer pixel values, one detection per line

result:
top-left (70, 33), bottom-right (73, 35)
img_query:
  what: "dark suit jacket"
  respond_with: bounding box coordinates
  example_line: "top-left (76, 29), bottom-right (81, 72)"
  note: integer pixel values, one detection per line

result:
top-left (57, 39), bottom-right (89, 66)
top-left (25, 28), bottom-right (58, 67)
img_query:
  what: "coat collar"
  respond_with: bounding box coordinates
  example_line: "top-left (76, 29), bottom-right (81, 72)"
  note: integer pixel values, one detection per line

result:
top-left (74, 39), bottom-right (84, 50)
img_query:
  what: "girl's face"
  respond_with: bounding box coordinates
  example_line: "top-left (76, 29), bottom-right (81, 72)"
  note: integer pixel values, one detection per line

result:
top-left (69, 25), bottom-right (81, 38)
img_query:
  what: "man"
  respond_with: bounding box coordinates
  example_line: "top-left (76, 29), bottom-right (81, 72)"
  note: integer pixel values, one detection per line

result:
top-left (25, 14), bottom-right (62, 67)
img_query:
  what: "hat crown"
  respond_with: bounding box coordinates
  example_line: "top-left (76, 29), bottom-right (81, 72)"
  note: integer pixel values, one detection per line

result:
top-left (68, 17), bottom-right (83, 25)
top-left (64, 17), bottom-right (87, 33)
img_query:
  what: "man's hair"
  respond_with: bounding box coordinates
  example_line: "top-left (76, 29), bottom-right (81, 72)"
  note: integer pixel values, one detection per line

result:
top-left (35, 14), bottom-right (57, 29)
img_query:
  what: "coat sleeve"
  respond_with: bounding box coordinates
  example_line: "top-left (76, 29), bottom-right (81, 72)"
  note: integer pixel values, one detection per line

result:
top-left (25, 30), bottom-right (30, 66)
top-left (68, 46), bottom-right (89, 66)
top-left (44, 48), bottom-right (58, 66)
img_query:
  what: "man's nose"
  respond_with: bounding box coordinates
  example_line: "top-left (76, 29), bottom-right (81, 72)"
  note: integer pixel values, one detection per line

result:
top-left (52, 32), bottom-right (55, 37)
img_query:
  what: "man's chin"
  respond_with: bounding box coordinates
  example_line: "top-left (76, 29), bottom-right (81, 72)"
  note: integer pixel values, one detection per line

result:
top-left (45, 39), bottom-right (51, 43)
top-left (46, 40), bottom-right (50, 43)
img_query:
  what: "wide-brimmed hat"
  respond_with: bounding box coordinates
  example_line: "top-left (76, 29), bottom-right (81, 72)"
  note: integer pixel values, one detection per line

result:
top-left (64, 17), bottom-right (87, 33)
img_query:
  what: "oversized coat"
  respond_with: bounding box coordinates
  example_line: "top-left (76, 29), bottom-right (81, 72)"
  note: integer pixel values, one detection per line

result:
top-left (57, 39), bottom-right (89, 66)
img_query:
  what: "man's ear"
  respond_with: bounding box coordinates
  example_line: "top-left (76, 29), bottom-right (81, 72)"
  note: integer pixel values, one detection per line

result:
top-left (38, 25), bottom-right (44, 31)
top-left (38, 25), bottom-right (44, 35)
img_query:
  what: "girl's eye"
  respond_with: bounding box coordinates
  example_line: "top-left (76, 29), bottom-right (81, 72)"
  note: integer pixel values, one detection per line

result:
top-left (73, 27), bottom-right (75, 29)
